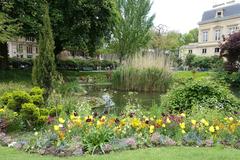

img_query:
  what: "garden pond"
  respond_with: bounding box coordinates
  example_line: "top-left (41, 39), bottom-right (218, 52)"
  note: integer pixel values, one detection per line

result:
top-left (82, 84), bottom-right (161, 114)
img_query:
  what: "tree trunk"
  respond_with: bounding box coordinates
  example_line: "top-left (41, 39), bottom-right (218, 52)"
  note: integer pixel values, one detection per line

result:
top-left (0, 42), bottom-right (9, 70)
top-left (54, 37), bottom-right (63, 56)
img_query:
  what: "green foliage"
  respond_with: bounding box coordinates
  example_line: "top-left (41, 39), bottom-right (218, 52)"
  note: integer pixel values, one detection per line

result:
top-left (189, 106), bottom-right (226, 124)
top-left (81, 126), bottom-right (115, 154)
top-left (0, 107), bottom-right (19, 132)
top-left (161, 79), bottom-right (240, 112)
top-left (56, 81), bottom-right (85, 96)
top-left (2, 0), bottom-right (116, 55)
top-left (111, 0), bottom-right (154, 62)
top-left (181, 28), bottom-right (198, 45)
top-left (112, 67), bottom-right (172, 92)
top-left (1, 90), bottom-right (31, 112)
top-left (0, 87), bottom-right (59, 129)
top-left (184, 54), bottom-right (224, 70)
top-left (0, 12), bottom-right (19, 43)
top-left (214, 72), bottom-right (240, 88)
top-left (57, 59), bottom-right (117, 71)
top-left (20, 103), bottom-right (47, 127)
top-left (49, 0), bottom-right (117, 55)
top-left (32, 4), bottom-right (56, 98)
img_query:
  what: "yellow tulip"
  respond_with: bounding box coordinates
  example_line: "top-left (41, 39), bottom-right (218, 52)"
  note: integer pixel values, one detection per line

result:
top-left (59, 117), bottom-right (65, 124)
top-left (209, 126), bottom-right (215, 133)
top-left (179, 123), bottom-right (185, 129)
top-left (149, 125), bottom-right (155, 134)
top-left (229, 117), bottom-right (234, 122)
top-left (191, 120), bottom-right (197, 126)
top-left (166, 118), bottom-right (171, 124)
top-left (54, 125), bottom-right (60, 131)
top-left (0, 109), bottom-right (4, 112)
top-left (215, 126), bottom-right (220, 131)
top-left (200, 119), bottom-right (209, 126)
top-left (162, 124), bottom-right (166, 128)
top-left (180, 113), bottom-right (186, 117)
top-left (70, 115), bottom-right (75, 120)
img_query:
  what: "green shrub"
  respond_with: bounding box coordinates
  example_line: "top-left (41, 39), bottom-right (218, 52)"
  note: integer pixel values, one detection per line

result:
top-left (112, 67), bottom-right (172, 92)
top-left (56, 81), bottom-right (85, 96)
top-left (214, 72), bottom-right (240, 88)
top-left (1, 91), bottom-right (31, 112)
top-left (0, 87), bottom-right (60, 130)
top-left (184, 54), bottom-right (224, 70)
top-left (56, 59), bottom-right (118, 71)
top-left (81, 125), bottom-right (115, 154)
top-left (0, 107), bottom-right (20, 132)
top-left (161, 79), bottom-right (240, 112)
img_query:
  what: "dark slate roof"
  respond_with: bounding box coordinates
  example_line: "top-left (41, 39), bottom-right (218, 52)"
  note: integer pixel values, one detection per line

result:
top-left (201, 3), bottom-right (240, 23)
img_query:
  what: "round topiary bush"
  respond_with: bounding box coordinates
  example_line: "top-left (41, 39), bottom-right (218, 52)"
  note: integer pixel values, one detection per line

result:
top-left (161, 79), bottom-right (240, 112)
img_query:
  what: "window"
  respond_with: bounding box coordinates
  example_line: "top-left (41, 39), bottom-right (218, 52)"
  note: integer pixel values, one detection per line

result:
top-left (26, 37), bottom-right (34, 42)
top-left (229, 26), bottom-right (239, 34)
top-left (27, 45), bottom-right (33, 54)
top-left (216, 10), bottom-right (223, 18)
top-left (202, 31), bottom-right (208, 42)
top-left (188, 50), bottom-right (192, 54)
top-left (202, 49), bottom-right (207, 54)
top-left (215, 48), bottom-right (220, 53)
top-left (17, 44), bottom-right (23, 53)
top-left (215, 29), bottom-right (221, 41)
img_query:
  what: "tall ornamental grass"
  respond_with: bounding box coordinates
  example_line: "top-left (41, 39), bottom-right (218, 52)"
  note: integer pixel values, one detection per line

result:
top-left (112, 54), bottom-right (172, 92)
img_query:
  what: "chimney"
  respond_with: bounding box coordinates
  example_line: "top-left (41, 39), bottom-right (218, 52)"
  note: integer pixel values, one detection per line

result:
top-left (226, 0), bottom-right (236, 4)
top-left (213, 3), bottom-right (225, 8)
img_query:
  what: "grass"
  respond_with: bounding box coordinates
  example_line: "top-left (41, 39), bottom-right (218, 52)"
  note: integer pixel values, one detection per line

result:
top-left (173, 71), bottom-right (216, 81)
top-left (0, 146), bottom-right (239, 160)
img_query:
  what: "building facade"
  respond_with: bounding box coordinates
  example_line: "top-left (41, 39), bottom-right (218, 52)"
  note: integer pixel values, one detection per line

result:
top-left (7, 37), bottom-right (38, 59)
top-left (181, 2), bottom-right (240, 58)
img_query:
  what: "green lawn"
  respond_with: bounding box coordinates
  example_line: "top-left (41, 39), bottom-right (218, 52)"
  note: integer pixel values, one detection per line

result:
top-left (0, 146), bottom-right (239, 160)
top-left (173, 71), bottom-right (216, 81)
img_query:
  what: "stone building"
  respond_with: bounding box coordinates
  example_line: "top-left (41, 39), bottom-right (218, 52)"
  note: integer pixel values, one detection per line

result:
top-left (180, 2), bottom-right (240, 58)
top-left (7, 37), bottom-right (38, 59)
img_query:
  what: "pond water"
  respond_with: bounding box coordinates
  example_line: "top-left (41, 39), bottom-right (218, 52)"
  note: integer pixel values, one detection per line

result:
top-left (83, 84), bottom-right (162, 114)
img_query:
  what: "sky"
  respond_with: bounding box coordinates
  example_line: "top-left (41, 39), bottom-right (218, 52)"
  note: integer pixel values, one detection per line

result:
top-left (151, 0), bottom-right (240, 33)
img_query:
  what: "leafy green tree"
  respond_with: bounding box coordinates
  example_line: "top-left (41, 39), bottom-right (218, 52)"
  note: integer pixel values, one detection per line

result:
top-left (32, 4), bottom-right (56, 99)
top-left (0, 11), bottom-right (18, 69)
top-left (112, 0), bottom-right (155, 63)
top-left (1, 0), bottom-right (116, 56)
top-left (49, 0), bottom-right (117, 56)
top-left (181, 28), bottom-right (198, 45)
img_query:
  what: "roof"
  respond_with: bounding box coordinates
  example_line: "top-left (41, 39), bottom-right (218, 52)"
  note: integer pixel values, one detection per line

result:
top-left (200, 3), bottom-right (240, 24)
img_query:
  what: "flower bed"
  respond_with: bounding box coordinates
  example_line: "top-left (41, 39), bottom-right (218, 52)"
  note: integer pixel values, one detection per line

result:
top-left (2, 112), bottom-right (239, 157)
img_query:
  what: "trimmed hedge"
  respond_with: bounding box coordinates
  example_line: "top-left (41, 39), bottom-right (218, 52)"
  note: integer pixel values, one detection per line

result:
top-left (8, 58), bottom-right (118, 71)
top-left (184, 54), bottom-right (224, 71)
top-left (56, 59), bottom-right (118, 71)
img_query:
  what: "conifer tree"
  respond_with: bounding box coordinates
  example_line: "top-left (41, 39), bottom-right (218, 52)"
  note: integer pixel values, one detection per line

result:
top-left (32, 4), bottom-right (56, 98)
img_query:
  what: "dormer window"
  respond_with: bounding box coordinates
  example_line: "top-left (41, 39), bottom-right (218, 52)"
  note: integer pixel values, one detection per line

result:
top-left (216, 10), bottom-right (223, 18)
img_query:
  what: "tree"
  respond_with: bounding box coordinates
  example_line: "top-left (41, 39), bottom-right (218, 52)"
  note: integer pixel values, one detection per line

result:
top-left (49, 0), bottom-right (116, 56)
top-left (220, 31), bottom-right (240, 72)
top-left (32, 4), bottom-right (56, 99)
top-left (1, 0), bottom-right (116, 56)
top-left (181, 28), bottom-right (199, 45)
top-left (150, 30), bottom-right (183, 66)
top-left (111, 0), bottom-right (155, 63)
top-left (0, 11), bottom-right (19, 69)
